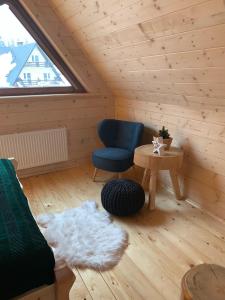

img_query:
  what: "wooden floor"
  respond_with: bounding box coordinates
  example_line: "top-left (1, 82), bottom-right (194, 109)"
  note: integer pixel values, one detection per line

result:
top-left (21, 164), bottom-right (225, 300)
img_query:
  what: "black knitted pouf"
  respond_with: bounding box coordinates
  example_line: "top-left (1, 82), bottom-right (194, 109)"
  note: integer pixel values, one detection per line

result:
top-left (101, 179), bottom-right (145, 216)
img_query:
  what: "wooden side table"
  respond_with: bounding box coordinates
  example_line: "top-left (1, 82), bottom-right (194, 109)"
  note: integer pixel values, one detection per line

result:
top-left (181, 264), bottom-right (225, 300)
top-left (134, 144), bottom-right (183, 210)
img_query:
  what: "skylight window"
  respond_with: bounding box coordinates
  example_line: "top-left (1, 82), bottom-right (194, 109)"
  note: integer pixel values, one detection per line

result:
top-left (0, 1), bottom-right (85, 96)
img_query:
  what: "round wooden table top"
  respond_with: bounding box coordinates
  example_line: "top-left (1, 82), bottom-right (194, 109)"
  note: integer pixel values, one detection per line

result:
top-left (134, 144), bottom-right (183, 170)
top-left (181, 264), bottom-right (225, 300)
top-left (135, 144), bottom-right (183, 158)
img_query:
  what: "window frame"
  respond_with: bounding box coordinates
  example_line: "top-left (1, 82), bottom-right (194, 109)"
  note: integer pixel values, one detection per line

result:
top-left (0, 0), bottom-right (86, 96)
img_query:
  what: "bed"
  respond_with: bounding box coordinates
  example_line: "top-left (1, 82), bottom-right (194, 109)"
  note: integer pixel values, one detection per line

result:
top-left (0, 158), bottom-right (75, 300)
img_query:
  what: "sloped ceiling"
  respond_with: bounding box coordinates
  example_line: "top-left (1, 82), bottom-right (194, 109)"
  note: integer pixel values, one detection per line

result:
top-left (21, 0), bottom-right (112, 95)
top-left (47, 0), bottom-right (225, 102)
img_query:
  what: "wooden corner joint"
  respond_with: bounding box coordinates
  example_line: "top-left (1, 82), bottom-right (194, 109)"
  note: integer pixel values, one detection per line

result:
top-left (9, 157), bottom-right (19, 170)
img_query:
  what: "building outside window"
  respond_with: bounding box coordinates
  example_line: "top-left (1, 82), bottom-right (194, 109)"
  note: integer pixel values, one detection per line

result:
top-left (43, 73), bottom-right (48, 81)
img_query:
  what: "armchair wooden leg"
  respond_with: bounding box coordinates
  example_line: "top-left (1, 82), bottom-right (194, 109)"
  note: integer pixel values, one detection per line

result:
top-left (93, 168), bottom-right (98, 182)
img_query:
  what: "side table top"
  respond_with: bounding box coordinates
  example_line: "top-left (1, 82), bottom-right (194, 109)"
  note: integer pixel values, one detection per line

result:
top-left (134, 144), bottom-right (183, 170)
top-left (135, 144), bottom-right (183, 158)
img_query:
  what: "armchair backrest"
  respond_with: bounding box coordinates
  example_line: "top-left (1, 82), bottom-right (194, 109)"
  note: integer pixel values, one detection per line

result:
top-left (98, 119), bottom-right (144, 152)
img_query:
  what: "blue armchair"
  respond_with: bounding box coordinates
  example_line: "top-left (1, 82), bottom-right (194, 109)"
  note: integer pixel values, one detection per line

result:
top-left (92, 119), bottom-right (144, 180)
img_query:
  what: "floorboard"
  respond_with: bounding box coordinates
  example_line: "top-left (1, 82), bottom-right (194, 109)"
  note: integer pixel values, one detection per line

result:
top-left (21, 164), bottom-right (225, 300)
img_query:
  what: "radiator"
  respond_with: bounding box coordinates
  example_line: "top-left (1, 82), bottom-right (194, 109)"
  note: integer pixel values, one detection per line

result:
top-left (0, 128), bottom-right (68, 170)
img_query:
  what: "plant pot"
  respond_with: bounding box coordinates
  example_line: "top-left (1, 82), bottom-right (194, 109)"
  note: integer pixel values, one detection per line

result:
top-left (163, 137), bottom-right (173, 150)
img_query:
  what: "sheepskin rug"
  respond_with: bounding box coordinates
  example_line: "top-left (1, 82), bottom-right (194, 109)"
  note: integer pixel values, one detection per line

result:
top-left (37, 201), bottom-right (128, 270)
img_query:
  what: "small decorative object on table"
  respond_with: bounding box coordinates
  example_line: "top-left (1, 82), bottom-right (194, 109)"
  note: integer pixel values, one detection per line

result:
top-left (158, 126), bottom-right (173, 150)
top-left (152, 137), bottom-right (166, 156)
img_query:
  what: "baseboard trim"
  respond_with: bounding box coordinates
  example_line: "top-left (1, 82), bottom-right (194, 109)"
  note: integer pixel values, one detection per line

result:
top-left (17, 157), bottom-right (91, 178)
top-left (162, 183), bottom-right (225, 226)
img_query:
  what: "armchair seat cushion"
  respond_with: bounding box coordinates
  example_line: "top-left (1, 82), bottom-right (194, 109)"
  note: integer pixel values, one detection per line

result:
top-left (92, 147), bottom-right (133, 172)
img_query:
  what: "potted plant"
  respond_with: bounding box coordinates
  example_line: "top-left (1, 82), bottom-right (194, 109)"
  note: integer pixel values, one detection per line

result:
top-left (158, 126), bottom-right (173, 150)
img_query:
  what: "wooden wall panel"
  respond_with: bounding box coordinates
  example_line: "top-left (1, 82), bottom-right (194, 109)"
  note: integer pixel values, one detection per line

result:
top-left (0, 94), bottom-right (113, 177)
top-left (49, 0), bottom-right (225, 220)
top-left (0, 0), bottom-right (114, 177)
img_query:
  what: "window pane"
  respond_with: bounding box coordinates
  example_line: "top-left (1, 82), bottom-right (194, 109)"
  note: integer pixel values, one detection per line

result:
top-left (0, 4), bottom-right (71, 88)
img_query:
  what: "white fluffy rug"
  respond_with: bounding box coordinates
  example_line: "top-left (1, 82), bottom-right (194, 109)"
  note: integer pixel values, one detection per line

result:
top-left (37, 201), bottom-right (128, 270)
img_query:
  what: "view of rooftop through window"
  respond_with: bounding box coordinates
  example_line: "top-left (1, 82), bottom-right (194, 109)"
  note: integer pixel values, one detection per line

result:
top-left (0, 4), bottom-right (71, 88)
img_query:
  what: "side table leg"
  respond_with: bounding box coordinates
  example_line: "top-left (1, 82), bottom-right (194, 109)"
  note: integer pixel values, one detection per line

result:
top-left (148, 170), bottom-right (157, 210)
top-left (141, 168), bottom-right (148, 187)
top-left (169, 169), bottom-right (182, 200)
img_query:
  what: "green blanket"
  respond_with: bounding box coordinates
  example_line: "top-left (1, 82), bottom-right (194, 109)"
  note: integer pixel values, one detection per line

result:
top-left (0, 159), bottom-right (55, 299)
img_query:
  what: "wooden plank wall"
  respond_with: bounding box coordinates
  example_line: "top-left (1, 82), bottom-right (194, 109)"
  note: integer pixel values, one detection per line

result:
top-left (0, 0), bottom-right (114, 177)
top-left (0, 94), bottom-right (113, 177)
top-left (49, 0), bottom-right (225, 220)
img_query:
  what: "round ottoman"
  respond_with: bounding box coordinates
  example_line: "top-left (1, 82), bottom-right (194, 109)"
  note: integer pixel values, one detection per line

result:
top-left (101, 179), bottom-right (145, 216)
